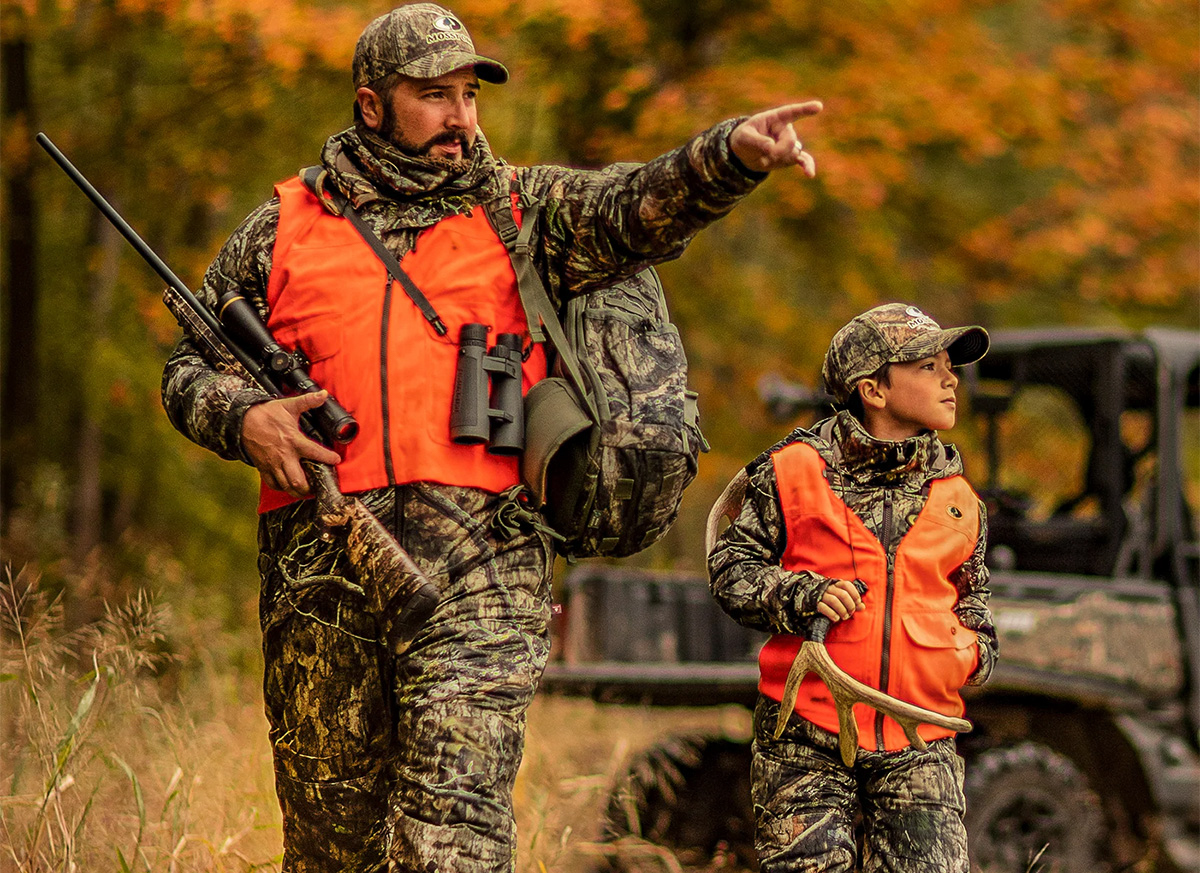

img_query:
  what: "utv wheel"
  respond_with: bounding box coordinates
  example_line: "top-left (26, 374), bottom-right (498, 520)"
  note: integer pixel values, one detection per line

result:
top-left (965, 742), bottom-right (1105, 873)
top-left (604, 735), bottom-right (755, 871)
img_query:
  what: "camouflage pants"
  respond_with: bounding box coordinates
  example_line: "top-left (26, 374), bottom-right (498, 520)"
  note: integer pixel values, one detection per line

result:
top-left (258, 483), bottom-right (554, 872)
top-left (752, 697), bottom-right (969, 873)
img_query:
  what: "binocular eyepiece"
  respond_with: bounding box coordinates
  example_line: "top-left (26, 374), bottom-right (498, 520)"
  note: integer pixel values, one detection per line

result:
top-left (450, 323), bottom-right (525, 455)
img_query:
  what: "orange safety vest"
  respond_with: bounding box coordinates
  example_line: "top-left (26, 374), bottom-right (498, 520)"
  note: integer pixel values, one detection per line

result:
top-left (257, 176), bottom-right (547, 513)
top-left (759, 441), bottom-right (981, 751)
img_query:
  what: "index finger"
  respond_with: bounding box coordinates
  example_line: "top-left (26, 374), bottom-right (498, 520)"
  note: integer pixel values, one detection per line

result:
top-left (768, 100), bottom-right (823, 126)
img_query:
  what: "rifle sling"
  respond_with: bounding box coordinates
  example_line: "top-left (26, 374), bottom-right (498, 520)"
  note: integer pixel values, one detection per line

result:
top-left (300, 166), bottom-right (447, 337)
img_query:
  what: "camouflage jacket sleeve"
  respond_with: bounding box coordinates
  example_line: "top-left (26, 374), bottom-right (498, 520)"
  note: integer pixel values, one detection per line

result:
top-left (708, 458), bottom-right (837, 635)
top-left (953, 499), bottom-right (999, 685)
top-left (160, 199), bottom-right (280, 463)
top-left (519, 118), bottom-right (764, 303)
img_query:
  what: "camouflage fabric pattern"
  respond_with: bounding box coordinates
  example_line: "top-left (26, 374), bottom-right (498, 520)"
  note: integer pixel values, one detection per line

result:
top-left (353, 3), bottom-right (508, 86)
top-left (259, 482), bottom-right (553, 871)
top-left (752, 696), bottom-right (969, 873)
top-left (547, 269), bottom-right (703, 557)
top-left (708, 410), bottom-right (998, 685)
top-left (820, 303), bottom-right (989, 404)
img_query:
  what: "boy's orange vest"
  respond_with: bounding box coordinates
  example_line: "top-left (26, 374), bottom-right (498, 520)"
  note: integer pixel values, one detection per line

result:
top-left (759, 441), bottom-right (981, 751)
top-left (257, 176), bottom-right (547, 513)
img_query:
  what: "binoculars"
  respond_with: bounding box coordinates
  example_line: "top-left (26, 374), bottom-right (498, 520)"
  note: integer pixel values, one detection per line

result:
top-left (450, 323), bottom-right (524, 454)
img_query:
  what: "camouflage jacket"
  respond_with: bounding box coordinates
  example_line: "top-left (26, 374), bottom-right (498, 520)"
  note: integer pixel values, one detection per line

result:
top-left (161, 118), bottom-right (762, 462)
top-left (709, 410), bottom-right (998, 685)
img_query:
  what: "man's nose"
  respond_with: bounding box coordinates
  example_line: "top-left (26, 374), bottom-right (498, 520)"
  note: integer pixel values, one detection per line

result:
top-left (446, 97), bottom-right (471, 128)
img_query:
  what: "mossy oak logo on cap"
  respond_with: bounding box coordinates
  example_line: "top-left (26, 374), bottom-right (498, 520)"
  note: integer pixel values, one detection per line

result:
top-left (428, 15), bottom-right (467, 44)
top-left (905, 306), bottom-right (939, 332)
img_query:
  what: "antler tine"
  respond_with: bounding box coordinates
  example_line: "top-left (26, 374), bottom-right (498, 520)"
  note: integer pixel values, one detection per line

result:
top-left (707, 468), bottom-right (971, 768)
top-left (705, 467), bottom-right (750, 556)
top-left (775, 639), bottom-right (971, 766)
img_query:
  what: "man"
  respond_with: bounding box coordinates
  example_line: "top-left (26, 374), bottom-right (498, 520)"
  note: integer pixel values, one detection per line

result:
top-left (162, 3), bottom-right (822, 870)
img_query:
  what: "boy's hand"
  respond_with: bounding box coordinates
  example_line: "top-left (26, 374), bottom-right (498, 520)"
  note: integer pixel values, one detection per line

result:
top-left (817, 578), bottom-right (865, 623)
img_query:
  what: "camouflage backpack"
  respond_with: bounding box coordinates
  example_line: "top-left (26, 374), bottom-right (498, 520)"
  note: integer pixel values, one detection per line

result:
top-left (483, 194), bottom-right (708, 559)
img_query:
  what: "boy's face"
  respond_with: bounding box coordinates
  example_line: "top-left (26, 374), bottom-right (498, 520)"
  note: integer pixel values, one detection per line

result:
top-left (859, 350), bottom-right (959, 440)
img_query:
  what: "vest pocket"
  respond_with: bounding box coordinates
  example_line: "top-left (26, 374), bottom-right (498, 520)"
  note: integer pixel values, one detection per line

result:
top-left (896, 611), bottom-right (977, 708)
top-left (272, 315), bottom-right (346, 405)
top-left (823, 610), bottom-right (874, 643)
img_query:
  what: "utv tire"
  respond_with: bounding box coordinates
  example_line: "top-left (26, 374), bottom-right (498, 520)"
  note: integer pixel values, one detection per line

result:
top-left (604, 735), bottom-right (755, 871)
top-left (965, 742), bottom-right (1105, 873)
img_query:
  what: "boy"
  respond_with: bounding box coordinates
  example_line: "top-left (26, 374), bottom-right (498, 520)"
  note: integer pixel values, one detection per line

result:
top-left (708, 303), bottom-right (999, 873)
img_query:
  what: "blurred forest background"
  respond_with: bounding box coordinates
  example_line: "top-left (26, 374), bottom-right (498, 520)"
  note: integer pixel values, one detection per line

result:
top-left (1, 0), bottom-right (1197, 868)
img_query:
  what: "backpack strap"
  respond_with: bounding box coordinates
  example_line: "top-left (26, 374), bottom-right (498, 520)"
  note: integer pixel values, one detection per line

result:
top-left (482, 181), bottom-right (546, 345)
top-left (482, 191), bottom-right (602, 423)
top-left (300, 167), bottom-right (447, 337)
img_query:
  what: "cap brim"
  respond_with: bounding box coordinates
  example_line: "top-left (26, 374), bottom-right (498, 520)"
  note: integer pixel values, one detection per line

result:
top-left (897, 325), bottom-right (990, 367)
top-left (398, 51), bottom-right (509, 84)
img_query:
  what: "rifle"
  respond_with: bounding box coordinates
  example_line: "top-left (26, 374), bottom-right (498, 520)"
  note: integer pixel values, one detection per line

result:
top-left (37, 132), bottom-right (439, 654)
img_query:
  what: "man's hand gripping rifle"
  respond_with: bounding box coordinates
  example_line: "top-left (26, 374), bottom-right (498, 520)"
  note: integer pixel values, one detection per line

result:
top-left (38, 133), bottom-right (439, 654)
top-left (706, 469), bottom-right (971, 766)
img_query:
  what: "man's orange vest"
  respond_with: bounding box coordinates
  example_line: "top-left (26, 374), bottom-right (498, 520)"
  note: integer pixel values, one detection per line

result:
top-left (257, 176), bottom-right (547, 513)
top-left (758, 441), bottom-right (981, 751)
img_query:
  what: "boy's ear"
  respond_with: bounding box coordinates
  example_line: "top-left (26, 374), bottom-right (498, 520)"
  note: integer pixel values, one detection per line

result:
top-left (356, 87), bottom-right (384, 130)
top-left (858, 378), bottom-right (887, 410)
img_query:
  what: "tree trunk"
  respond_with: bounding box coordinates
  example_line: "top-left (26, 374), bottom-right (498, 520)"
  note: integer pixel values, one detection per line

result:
top-left (71, 208), bottom-right (122, 562)
top-left (1, 24), bottom-right (40, 529)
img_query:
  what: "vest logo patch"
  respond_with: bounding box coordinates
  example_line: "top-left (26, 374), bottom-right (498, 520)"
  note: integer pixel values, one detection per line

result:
top-left (947, 505), bottom-right (963, 519)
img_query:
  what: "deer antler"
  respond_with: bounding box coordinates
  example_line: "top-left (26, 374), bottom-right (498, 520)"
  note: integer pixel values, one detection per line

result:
top-left (706, 468), bottom-right (971, 766)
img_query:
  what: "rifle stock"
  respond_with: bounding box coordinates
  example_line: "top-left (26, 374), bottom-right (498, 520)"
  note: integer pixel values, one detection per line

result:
top-left (40, 133), bottom-right (439, 653)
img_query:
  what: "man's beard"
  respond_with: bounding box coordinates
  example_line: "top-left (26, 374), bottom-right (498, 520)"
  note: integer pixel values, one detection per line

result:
top-left (380, 103), bottom-right (473, 161)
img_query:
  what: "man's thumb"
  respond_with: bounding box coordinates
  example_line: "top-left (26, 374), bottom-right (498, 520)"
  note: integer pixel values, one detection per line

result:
top-left (284, 390), bottom-right (329, 415)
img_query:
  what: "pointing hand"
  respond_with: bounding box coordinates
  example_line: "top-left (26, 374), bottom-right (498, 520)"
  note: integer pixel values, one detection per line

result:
top-left (730, 101), bottom-right (823, 176)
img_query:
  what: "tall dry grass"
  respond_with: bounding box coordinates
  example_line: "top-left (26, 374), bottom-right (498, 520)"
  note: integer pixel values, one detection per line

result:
top-left (1, 566), bottom-right (280, 872)
top-left (1, 563), bottom-right (752, 873)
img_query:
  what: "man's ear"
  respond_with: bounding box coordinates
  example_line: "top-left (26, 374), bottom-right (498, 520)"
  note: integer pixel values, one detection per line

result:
top-left (356, 87), bottom-right (384, 130)
top-left (858, 378), bottom-right (887, 411)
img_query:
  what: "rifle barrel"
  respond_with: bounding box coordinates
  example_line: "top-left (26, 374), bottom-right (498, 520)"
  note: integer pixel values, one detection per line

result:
top-left (36, 132), bottom-right (273, 393)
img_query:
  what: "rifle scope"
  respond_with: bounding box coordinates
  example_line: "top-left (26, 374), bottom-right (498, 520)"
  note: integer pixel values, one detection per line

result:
top-left (217, 292), bottom-right (358, 444)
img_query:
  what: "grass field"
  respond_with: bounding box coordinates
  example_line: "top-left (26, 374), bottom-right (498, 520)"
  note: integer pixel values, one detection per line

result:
top-left (1, 567), bottom-right (752, 873)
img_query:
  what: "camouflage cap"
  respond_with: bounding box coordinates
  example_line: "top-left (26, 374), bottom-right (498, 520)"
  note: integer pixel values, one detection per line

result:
top-left (352, 4), bottom-right (508, 88)
top-left (821, 303), bottom-right (989, 404)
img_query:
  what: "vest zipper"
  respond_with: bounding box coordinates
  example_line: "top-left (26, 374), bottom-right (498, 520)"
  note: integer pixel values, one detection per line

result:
top-left (875, 488), bottom-right (895, 749)
top-left (380, 276), bottom-right (397, 484)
